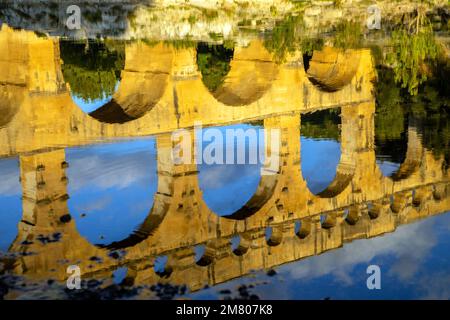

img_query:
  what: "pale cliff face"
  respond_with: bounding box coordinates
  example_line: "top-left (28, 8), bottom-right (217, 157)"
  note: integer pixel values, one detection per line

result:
top-left (0, 0), bottom-right (294, 41)
top-left (1, 0), bottom-right (447, 41)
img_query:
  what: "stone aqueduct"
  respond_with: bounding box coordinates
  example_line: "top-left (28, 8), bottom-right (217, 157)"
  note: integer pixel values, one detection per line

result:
top-left (0, 25), bottom-right (375, 155)
top-left (0, 26), bottom-right (449, 291)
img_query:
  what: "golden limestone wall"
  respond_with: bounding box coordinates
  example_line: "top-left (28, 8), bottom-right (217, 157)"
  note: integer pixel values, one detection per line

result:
top-left (10, 152), bottom-right (449, 290)
top-left (6, 113), bottom-right (450, 288)
top-left (10, 150), bottom-right (111, 278)
top-left (1, 26), bottom-right (448, 291)
top-left (0, 25), bottom-right (375, 156)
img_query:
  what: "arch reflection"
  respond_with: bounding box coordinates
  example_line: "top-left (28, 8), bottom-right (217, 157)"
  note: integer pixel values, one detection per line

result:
top-left (61, 41), bottom-right (172, 124)
top-left (300, 109), bottom-right (341, 195)
top-left (66, 138), bottom-right (158, 247)
top-left (198, 124), bottom-right (264, 217)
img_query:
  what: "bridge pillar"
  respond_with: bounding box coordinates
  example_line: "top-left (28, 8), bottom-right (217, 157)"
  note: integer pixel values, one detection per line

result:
top-left (265, 114), bottom-right (303, 220)
top-left (18, 149), bottom-right (70, 233)
top-left (391, 119), bottom-right (424, 183)
top-left (308, 101), bottom-right (376, 204)
top-left (9, 149), bottom-right (111, 280)
top-left (201, 238), bottom-right (240, 285)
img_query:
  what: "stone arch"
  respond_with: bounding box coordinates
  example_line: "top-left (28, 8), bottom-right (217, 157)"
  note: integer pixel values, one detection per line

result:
top-left (210, 41), bottom-right (279, 106)
top-left (315, 164), bottom-right (354, 198)
top-left (344, 205), bottom-right (361, 225)
top-left (221, 174), bottom-right (279, 220)
top-left (231, 234), bottom-right (251, 256)
top-left (97, 135), bottom-right (176, 250)
top-left (295, 218), bottom-right (312, 239)
top-left (195, 239), bottom-right (230, 267)
top-left (153, 255), bottom-right (173, 278)
top-left (307, 106), bottom-right (359, 198)
top-left (266, 225), bottom-right (283, 247)
top-left (299, 109), bottom-right (343, 195)
top-left (197, 122), bottom-right (269, 218)
top-left (389, 122), bottom-right (423, 181)
top-left (390, 191), bottom-right (412, 213)
top-left (368, 201), bottom-right (382, 220)
top-left (321, 213), bottom-right (337, 229)
top-left (412, 186), bottom-right (433, 207)
top-left (305, 47), bottom-right (361, 92)
top-left (195, 247), bottom-right (214, 267)
top-left (202, 117), bottom-right (287, 221)
top-left (65, 42), bottom-right (173, 124)
top-left (98, 197), bottom-right (170, 250)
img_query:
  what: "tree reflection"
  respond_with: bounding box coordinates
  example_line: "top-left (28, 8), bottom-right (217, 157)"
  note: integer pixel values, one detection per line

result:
top-left (387, 3), bottom-right (442, 96)
top-left (375, 61), bottom-right (449, 167)
top-left (263, 14), bottom-right (323, 63)
top-left (60, 40), bottom-right (125, 102)
top-left (197, 43), bottom-right (234, 92)
top-left (333, 20), bottom-right (363, 49)
top-left (375, 67), bottom-right (405, 141)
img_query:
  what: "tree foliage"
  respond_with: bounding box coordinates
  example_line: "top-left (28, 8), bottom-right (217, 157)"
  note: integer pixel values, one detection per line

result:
top-left (375, 62), bottom-right (449, 166)
top-left (263, 14), bottom-right (324, 63)
top-left (386, 3), bottom-right (442, 96)
top-left (197, 43), bottom-right (234, 92)
top-left (387, 29), bottom-right (440, 96)
top-left (301, 109), bottom-right (341, 141)
top-left (60, 40), bottom-right (125, 102)
top-left (333, 20), bottom-right (363, 49)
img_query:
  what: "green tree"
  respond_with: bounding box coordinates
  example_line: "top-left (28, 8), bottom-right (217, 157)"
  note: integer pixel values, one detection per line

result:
top-left (301, 109), bottom-right (341, 141)
top-left (60, 40), bottom-right (125, 102)
top-left (386, 3), bottom-right (442, 96)
top-left (263, 14), bottom-right (323, 63)
top-left (333, 20), bottom-right (363, 50)
top-left (197, 43), bottom-right (234, 92)
top-left (375, 67), bottom-right (405, 141)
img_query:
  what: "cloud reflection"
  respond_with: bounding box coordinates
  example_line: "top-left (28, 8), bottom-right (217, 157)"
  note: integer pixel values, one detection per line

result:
top-left (283, 218), bottom-right (438, 284)
top-left (0, 158), bottom-right (20, 196)
top-left (65, 139), bottom-right (158, 245)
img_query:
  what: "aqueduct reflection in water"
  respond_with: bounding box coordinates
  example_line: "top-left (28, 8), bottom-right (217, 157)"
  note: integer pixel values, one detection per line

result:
top-left (0, 25), bottom-right (449, 292)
